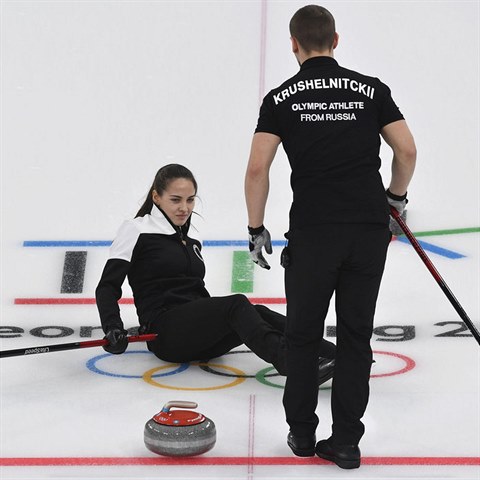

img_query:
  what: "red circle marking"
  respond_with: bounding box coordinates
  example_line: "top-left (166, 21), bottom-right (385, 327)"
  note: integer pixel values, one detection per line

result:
top-left (371, 350), bottom-right (416, 377)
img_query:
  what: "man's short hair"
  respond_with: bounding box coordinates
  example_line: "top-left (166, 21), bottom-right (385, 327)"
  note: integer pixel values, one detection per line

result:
top-left (289, 5), bottom-right (336, 53)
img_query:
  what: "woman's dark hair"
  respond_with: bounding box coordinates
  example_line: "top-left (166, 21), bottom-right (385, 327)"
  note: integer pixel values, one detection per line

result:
top-left (135, 164), bottom-right (198, 218)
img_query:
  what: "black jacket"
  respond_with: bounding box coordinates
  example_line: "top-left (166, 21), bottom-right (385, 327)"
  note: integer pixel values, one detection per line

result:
top-left (95, 206), bottom-right (209, 333)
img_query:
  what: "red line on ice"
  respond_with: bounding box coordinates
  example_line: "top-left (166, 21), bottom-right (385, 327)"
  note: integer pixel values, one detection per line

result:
top-left (14, 297), bottom-right (287, 305)
top-left (1, 456), bottom-right (479, 466)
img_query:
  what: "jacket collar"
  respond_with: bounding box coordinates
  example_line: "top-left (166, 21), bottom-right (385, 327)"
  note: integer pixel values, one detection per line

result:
top-left (300, 56), bottom-right (338, 71)
top-left (150, 204), bottom-right (192, 238)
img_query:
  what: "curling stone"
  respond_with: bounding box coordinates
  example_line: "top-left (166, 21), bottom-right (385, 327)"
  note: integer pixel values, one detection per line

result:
top-left (144, 401), bottom-right (216, 457)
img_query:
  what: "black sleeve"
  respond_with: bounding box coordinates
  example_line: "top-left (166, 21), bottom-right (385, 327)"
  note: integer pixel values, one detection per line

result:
top-left (254, 93), bottom-right (282, 137)
top-left (95, 258), bottom-right (130, 333)
top-left (375, 80), bottom-right (404, 128)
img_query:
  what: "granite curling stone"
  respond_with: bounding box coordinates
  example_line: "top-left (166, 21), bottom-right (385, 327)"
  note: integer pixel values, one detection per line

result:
top-left (144, 401), bottom-right (216, 457)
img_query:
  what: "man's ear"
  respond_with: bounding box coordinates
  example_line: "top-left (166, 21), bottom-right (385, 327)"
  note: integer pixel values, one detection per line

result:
top-left (332, 32), bottom-right (339, 50)
top-left (291, 36), bottom-right (300, 53)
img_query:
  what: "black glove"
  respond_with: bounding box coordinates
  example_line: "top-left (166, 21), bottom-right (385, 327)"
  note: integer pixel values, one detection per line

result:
top-left (103, 327), bottom-right (128, 354)
top-left (248, 225), bottom-right (272, 270)
top-left (386, 188), bottom-right (408, 215)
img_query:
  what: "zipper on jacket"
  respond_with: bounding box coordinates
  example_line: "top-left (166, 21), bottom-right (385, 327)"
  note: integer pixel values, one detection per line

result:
top-left (176, 226), bottom-right (193, 275)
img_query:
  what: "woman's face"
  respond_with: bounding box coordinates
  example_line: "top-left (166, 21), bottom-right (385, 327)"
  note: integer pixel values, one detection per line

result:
top-left (153, 178), bottom-right (196, 226)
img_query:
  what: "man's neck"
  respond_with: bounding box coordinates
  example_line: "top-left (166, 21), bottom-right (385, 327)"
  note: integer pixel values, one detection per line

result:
top-left (298, 50), bottom-right (333, 66)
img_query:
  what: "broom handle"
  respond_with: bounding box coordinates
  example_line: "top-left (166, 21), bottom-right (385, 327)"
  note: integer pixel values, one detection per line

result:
top-left (0, 333), bottom-right (158, 358)
top-left (390, 206), bottom-right (480, 345)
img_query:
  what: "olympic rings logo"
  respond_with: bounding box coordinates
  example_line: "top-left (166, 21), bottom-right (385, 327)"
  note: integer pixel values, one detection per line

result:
top-left (86, 349), bottom-right (415, 391)
top-left (143, 363), bottom-right (246, 390)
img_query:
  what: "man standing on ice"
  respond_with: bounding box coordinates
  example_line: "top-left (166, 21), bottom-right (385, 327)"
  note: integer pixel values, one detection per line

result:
top-left (244, 5), bottom-right (416, 469)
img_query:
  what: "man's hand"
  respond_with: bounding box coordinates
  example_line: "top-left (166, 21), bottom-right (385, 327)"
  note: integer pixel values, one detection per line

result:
top-left (386, 188), bottom-right (408, 215)
top-left (103, 327), bottom-right (128, 354)
top-left (248, 225), bottom-right (272, 270)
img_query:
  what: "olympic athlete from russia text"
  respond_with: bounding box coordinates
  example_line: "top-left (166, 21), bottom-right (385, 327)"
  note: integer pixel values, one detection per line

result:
top-left (95, 164), bottom-right (336, 383)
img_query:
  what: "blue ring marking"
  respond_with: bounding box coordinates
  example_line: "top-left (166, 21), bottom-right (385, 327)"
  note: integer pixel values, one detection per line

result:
top-left (86, 351), bottom-right (189, 378)
top-left (396, 237), bottom-right (465, 259)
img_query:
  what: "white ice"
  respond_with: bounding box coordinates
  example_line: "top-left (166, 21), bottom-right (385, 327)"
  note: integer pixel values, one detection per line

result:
top-left (1, 1), bottom-right (479, 479)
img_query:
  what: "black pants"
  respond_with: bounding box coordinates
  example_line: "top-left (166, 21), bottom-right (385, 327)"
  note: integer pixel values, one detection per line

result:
top-left (283, 224), bottom-right (391, 444)
top-left (146, 295), bottom-right (336, 376)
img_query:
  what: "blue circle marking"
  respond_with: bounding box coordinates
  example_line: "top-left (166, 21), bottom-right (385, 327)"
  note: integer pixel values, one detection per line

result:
top-left (86, 350), bottom-right (189, 378)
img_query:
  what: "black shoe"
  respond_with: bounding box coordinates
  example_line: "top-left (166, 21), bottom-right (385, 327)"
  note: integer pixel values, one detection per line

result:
top-left (287, 432), bottom-right (316, 457)
top-left (315, 438), bottom-right (361, 469)
top-left (318, 358), bottom-right (335, 386)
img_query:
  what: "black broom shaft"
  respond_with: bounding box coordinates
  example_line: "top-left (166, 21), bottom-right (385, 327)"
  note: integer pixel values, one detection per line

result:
top-left (390, 206), bottom-right (480, 345)
top-left (0, 333), bottom-right (157, 358)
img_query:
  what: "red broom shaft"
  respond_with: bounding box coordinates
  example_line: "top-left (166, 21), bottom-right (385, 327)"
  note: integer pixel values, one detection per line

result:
top-left (0, 333), bottom-right (157, 358)
top-left (390, 206), bottom-right (480, 345)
